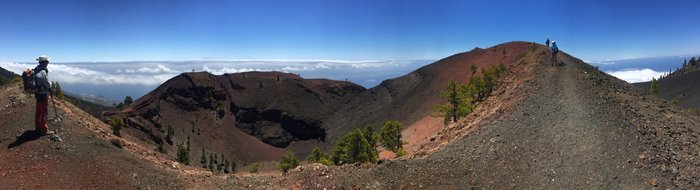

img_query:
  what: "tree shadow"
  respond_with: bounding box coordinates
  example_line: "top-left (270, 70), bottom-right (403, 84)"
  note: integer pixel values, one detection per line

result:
top-left (7, 130), bottom-right (42, 149)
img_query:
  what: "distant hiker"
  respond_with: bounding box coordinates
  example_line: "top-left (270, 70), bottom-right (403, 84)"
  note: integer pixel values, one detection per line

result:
top-left (545, 38), bottom-right (550, 47)
top-left (550, 41), bottom-right (559, 66)
top-left (29, 56), bottom-right (54, 135)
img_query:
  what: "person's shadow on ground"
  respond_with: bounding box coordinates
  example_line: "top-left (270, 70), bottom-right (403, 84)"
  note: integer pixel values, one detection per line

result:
top-left (7, 130), bottom-right (42, 149)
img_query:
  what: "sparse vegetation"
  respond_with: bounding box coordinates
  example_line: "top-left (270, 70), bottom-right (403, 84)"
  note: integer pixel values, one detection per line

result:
top-left (470, 64), bottom-right (478, 74)
top-left (307, 147), bottom-right (333, 166)
top-left (278, 151), bottom-right (300, 173)
top-left (434, 64), bottom-right (506, 125)
top-left (672, 98), bottom-right (679, 105)
top-left (108, 117), bottom-right (125, 137)
top-left (331, 128), bottom-right (376, 165)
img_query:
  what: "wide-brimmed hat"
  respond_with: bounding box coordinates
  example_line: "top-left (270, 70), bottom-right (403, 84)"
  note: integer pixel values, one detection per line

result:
top-left (36, 55), bottom-right (50, 62)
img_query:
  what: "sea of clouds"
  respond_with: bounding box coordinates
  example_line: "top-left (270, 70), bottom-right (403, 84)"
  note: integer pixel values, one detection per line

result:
top-left (0, 60), bottom-right (432, 101)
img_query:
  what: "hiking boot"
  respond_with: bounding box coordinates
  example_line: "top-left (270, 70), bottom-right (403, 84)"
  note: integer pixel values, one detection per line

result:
top-left (38, 130), bottom-right (55, 136)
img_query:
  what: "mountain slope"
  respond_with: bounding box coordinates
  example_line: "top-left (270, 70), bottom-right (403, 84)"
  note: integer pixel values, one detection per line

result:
top-left (242, 43), bottom-right (700, 189)
top-left (0, 83), bottom-right (187, 189)
top-left (110, 42), bottom-right (534, 164)
top-left (106, 71), bottom-right (365, 163)
top-left (634, 69), bottom-right (700, 113)
top-left (0, 66), bottom-right (19, 85)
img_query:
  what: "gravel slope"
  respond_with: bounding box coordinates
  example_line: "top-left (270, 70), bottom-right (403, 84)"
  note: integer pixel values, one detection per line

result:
top-left (258, 46), bottom-right (700, 189)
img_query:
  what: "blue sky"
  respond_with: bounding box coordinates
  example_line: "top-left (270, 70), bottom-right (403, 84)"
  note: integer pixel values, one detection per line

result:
top-left (1, 0), bottom-right (699, 62)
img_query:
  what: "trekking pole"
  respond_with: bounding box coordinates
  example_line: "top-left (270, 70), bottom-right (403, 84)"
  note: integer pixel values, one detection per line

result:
top-left (50, 94), bottom-right (61, 134)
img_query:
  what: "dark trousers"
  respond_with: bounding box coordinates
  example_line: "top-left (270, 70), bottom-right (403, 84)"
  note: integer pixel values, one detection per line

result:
top-left (552, 53), bottom-right (558, 66)
top-left (35, 94), bottom-right (49, 132)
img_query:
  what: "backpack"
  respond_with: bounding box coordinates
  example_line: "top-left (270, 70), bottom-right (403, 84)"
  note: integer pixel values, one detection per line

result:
top-left (551, 45), bottom-right (559, 54)
top-left (21, 67), bottom-right (44, 94)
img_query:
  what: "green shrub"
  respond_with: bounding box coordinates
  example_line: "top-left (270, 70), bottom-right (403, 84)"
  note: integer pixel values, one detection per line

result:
top-left (278, 151), bottom-right (300, 173)
top-left (672, 98), bottom-right (679, 105)
top-left (395, 148), bottom-right (407, 158)
top-left (247, 163), bottom-right (259, 173)
top-left (381, 120), bottom-right (404, 152)
top-left (331, 129), bottom-right (375, 165)
top-left (108, 117), bottom-right (125, 137)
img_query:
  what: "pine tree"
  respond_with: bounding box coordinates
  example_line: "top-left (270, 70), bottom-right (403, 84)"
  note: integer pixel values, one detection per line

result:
top-left (124, 96), bottom-right (133, 105)
top-left (52, 81), bottom-right (64, 100)
top-left (224, 159), bottom-right (230, 173)
top-left (650, 77), bottom-right (660, 95)
top-left (362, 126), bottom-right (379, 158)
top-left (690, 57), bottom-right (697, 67)
top-left (331, 129), bottom-right (375, 165)
top-left (176, 142), bottom-right (190, 165)
top-left (166, 125), bottom-right (174, 145)
top-left (434, 80), bottom-right (474, 125)
top-left (230, 158), bottom-right (237, 172)
top-left (208, 153), bottom-right (214, 172)
top-left (200, 148), bottom-right (208, 168)
top-left (380, 120), bottom-right (404, 152)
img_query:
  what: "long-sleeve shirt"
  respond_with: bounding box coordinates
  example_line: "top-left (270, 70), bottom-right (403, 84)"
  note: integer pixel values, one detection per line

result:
top-left (34, 66), bottom-right (51, 95)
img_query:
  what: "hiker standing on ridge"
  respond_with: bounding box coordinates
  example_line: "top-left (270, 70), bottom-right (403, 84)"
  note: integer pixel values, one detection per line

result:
top-left (550, 41), bottom-right (559, 66)
top-left (545, 38), bottom-right (550, 47)
top-left (34, 56), bottom-right (54, 135)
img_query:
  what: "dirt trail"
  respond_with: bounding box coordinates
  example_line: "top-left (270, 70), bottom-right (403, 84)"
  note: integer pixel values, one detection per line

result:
top-left (404, 52), bottom-right (656, 189)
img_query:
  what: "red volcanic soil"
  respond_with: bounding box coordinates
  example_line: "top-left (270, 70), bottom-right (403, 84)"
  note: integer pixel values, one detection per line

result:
top-left (0, 83), bottom-right (185, 189)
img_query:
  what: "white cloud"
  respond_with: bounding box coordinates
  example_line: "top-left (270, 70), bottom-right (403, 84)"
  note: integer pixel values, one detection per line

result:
top-left (0, 61), bottom-right (174, 86)
top-left (606, 68), bottom-right (668, 83)
top-left (586, 60), bottom-right (616, 65)
top-left (282, 66), bottom-right (314, 71)
top-left (1, 59), bottom-right (430, 87)
top-left (136, 64), bottom-right (180, 74)
top-left (201, 65), bottom-right (269, 75)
